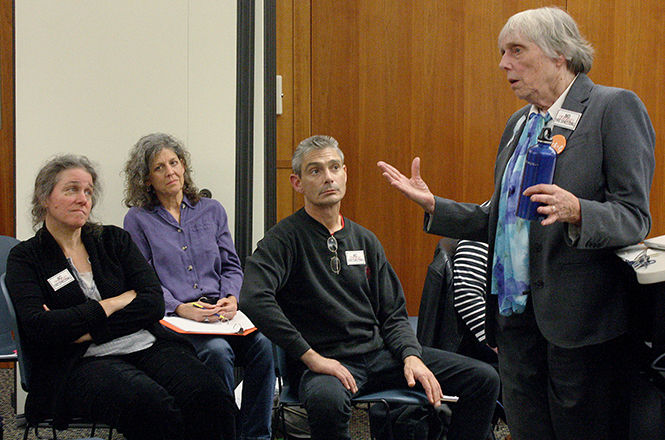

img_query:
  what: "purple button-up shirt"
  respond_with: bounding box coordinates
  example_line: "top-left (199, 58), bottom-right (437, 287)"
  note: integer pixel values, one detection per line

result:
top-left (123, 196), bottom-right (243, 314)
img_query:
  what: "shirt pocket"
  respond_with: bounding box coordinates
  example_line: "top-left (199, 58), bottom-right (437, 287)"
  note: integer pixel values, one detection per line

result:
top-left (189, 222), bottom-right (219, 256)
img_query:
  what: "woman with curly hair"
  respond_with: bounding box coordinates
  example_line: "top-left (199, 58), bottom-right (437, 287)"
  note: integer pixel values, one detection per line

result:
top-left (123, 133), bottom-right (275, 440)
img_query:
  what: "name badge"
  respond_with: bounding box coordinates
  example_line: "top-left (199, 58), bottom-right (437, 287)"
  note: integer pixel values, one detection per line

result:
top-left (345, 250), bottom-right (366, 265)
top-left (553, 109), bottom-right (582, 131)
top-left (47, 269), bottom-right (75, 291)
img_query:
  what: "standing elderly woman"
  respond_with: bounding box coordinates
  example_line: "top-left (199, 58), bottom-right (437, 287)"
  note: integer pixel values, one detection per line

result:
top-left (123, 133), bottom-right (275, 440)
top-left (378, 7), bottom-right (655, 440)
top-left (5, 155), bottom-right (237, 440)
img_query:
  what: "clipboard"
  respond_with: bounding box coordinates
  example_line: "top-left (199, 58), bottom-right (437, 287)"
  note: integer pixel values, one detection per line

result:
top-left (160, 310), bottom-right (258, 336)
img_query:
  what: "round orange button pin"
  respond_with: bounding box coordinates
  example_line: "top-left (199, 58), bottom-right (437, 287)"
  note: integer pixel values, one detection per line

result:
top-left (551, 134), bottom-right (567, 154)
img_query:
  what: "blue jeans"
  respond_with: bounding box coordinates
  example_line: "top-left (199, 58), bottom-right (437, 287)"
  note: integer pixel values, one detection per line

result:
top-left (186, 331), bottom-right (275, 440)
top-left (65, 339), bottom-right (237, 440)
top-left (298, 347), bottom-right (499, 440)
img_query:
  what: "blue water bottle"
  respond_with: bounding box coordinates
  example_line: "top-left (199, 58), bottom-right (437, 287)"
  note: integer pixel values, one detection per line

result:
top-left (516, 127), bottom-right (557, 220)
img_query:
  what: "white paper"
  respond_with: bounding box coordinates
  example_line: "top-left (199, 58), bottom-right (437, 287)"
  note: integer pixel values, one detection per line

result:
top-left (162, 310), bottom-right (255, 335)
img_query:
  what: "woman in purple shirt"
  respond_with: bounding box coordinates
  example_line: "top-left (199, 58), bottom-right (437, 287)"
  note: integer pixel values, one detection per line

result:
top-left (122, 133), bottom-right (275, 440)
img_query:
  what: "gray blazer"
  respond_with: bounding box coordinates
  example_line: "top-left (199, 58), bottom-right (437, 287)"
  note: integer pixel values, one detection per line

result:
top-left (427, 74), bottom-right (655, 348)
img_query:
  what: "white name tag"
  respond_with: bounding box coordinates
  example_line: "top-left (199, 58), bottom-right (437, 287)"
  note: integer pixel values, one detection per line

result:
top-left (553, 108), bottom-right (582, 131)
top-left (47, 269), bottom-right (75, 291)
top-left (345, 250), bottom-right (366, 265)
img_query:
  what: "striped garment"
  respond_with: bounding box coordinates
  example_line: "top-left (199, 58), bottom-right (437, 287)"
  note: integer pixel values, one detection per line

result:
top-left (452, 240), bottom-right (489, 343)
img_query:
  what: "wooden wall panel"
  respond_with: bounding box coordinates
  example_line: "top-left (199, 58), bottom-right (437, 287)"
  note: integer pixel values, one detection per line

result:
top-left (0, 0), bottom-right (14, 236)
top-left (276, 0), bottom-right (308, 220)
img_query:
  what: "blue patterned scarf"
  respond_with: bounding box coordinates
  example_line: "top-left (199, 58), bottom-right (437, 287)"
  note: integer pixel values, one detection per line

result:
top-left (491, 112), bottom-right (550, 316)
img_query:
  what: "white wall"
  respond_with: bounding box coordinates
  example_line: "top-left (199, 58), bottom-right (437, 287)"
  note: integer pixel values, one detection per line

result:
top-left (15, 0), bottom-right (264, 243)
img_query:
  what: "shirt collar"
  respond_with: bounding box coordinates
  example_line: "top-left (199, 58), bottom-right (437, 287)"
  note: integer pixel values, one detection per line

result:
top-left (529, 73), bottom-right (579, 120)
top-left (181, 194), bottom-right (196, 209)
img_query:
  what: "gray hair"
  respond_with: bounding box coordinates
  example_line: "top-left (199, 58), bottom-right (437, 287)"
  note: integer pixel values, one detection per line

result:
top-left (31, 154), bottom-right (101, 230)
top-left (123, 133), bottom-right (200, 209)
top-left (292, 135), bottom-right (345, 175)
top-left (499, 6), bottom-right (594, 74)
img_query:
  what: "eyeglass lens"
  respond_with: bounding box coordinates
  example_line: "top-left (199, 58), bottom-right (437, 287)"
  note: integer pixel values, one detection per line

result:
top-left (327, 236), bottom-right (340, 274)
top-left (327, 236), bottom-right (337, 252)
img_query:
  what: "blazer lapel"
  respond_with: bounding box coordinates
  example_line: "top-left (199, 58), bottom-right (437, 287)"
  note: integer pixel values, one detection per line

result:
top-left (495, 107), bottom-right (530, 189)
top-left (551, 74), bottom-right (593, 141)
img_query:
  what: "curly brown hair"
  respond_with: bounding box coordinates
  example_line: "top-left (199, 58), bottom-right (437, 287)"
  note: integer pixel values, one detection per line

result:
top-left (123, 133), bottom-right (200, 209)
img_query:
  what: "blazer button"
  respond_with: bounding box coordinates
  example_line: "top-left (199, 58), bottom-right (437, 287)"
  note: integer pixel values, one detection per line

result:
top-left (534, 280), bottom-right (544, 289)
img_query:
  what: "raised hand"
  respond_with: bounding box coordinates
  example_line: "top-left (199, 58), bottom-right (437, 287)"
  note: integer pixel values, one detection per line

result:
top-left (377, 157), bottom-right (435, 213)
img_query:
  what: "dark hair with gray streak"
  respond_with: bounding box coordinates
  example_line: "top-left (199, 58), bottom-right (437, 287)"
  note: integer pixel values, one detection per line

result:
top-left (499, 6), bottom-right (594, 74)
top-left (31, 154), bottom-right (101, 230)
top-left (123, 133), bottom-right (200, 209)
top-left (292, 135), bottom-right (345, 176)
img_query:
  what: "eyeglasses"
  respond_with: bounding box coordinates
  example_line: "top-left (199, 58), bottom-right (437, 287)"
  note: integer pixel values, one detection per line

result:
top-left (327, 235), bottom-right (341, 274)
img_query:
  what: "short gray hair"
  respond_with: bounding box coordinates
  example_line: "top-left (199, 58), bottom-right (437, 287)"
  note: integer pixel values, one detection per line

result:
top-left (123, 133), bottom-right (200, 209)
top-left (31, 154), bottom-right (101, 230)
top-left (292, 135), bottom-right (345, 175)
top-left (499, 6), bottom-right (594, 74)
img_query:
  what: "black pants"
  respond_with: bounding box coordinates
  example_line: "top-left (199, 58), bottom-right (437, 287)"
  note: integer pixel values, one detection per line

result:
top-left (297, 347), bottom-right (500, 440)
top-left (65, 339), bottom-right (237, 440)
top-left (496, 303), bottom-right (631, 440)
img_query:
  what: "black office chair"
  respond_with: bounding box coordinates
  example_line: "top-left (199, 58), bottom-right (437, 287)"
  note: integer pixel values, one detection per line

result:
top-left (0, 273), bottom-right (113, 440)
top-left (272, 344), bottom-right (453, 440)
top-left (0, 236), bottom-right (20, 362)
top-left (0, 236), bottom-right (19, 365)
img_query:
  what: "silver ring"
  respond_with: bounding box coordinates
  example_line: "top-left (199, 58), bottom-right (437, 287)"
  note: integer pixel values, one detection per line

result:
top-left (552, 205), bottom-right (557, 213)
top-left (204, 317), bottom-right (209, 323)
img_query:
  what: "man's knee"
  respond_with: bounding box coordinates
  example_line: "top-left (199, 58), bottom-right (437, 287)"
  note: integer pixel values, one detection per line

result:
top-left (300, 373), bottom-right (352, 419)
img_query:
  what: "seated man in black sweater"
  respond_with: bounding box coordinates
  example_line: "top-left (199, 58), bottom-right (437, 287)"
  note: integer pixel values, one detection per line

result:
top-left (240, 135), bottom-right (500, 440)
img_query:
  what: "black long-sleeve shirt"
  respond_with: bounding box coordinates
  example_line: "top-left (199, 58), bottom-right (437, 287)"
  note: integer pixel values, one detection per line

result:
top-left (6, 224), bottom-right (184, 425)
top-left (240, 208), bottom-right (421, 361)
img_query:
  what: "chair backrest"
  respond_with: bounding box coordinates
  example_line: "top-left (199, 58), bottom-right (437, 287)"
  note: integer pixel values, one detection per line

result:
top-left (0, 236), bottom-right (20, 358)
top-left (0, 235), bottom-right (20, 275)
top-left (274, 344), bottom-right (301, 401)
top-left (1, 273), bottom-right (31, 391)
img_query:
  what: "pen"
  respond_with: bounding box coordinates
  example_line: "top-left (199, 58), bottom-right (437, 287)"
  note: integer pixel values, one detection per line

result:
top-left (191, 302), bottom-right (227, 321)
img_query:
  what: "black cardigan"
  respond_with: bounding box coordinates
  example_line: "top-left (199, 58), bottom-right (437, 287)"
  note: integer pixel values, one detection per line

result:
top-left (5, 224), bottom-right (187, 426)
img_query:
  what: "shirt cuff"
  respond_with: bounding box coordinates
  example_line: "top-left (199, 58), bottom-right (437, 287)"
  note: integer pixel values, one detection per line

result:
top-left (401, 346), bottom-right (422, 361)
top-left (424, 212), bottom-right (434, 232)
top-left (567, 223), bottom-right (581, 245)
